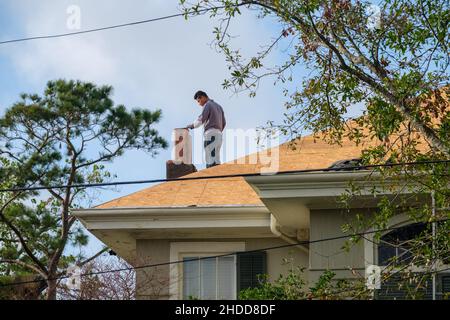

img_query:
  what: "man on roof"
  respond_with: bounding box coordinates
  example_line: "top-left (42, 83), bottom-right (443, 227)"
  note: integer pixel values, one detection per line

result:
top-left (186, 90), bottom-right (226, 168)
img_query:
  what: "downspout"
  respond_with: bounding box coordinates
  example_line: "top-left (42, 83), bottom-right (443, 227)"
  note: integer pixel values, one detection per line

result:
top-left (270, 214), bottom-right (309, 254)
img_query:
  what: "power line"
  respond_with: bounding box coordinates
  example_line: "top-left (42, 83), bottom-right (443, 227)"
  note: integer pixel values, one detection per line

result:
top-left (1, 218), bottom-right (448, 288)
top-left (0, 159), bottom-right (448, 193)
top-left (0, 5), bottom-right (235, 45)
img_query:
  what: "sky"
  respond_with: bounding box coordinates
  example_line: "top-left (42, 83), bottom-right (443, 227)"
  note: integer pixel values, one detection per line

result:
top-left (0, 0), bottom-right (329, 256)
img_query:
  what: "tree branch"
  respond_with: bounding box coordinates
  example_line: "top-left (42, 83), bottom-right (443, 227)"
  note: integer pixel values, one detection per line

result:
top-left (0, 259), bottom-right (48, 278)
top-left (79, 247), bottom-right (109, 267)
top-left (0, 212), bottom-right (48, 274)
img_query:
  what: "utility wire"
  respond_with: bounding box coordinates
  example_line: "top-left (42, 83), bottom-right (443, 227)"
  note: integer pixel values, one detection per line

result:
top-left (0, 159), bottom-right (448, 193)
top-left (0, 5), bottom-right (234, 45)
top-left (1, 218), bottom-right (448, 288)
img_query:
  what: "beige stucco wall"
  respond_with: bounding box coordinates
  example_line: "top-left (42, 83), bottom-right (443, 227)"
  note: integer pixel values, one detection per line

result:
top-left (135, 239), bottom-right (171, 300)
top-left (246, 238), bottom-right (309, 281)
top-left (135, 237), bottom-right (308, 300)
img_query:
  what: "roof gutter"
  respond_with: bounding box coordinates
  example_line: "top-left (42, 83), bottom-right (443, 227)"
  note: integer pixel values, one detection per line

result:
top-left (73, 205), bottom-right (268, 218)
top-left (245, 170), bottom-right (381, 186)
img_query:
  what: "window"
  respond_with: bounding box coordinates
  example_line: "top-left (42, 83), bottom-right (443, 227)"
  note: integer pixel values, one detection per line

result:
top-left (377, 221), bottom-right (449, 266)
top-left (182, 255), bottom-right (236, 300)
top-left (170, 242), bottom-right (245, 300)
top-left (377, 222), bottom-right (427, 266)
top-left (182, 252), bottom-right (268, 299)
top-left (170, 242), bottom-right (267, 300)
top-left (375, 221), bottom-right (450, 300)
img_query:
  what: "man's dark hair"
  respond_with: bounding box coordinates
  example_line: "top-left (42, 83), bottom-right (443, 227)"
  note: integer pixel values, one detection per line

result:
top-left (194, 90), bottom-right (208, 100)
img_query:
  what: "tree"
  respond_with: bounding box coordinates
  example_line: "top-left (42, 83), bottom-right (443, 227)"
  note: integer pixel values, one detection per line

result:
top-left (238, 261), bottom-right (370, 300)
top-left (0, 79), bottom-right (167, 299)
top-left (182, 0), bottom-right (449, 158)
top-left (58, 255), bottom-right (170, 300)
top-left (181, 0), bottom-right (449, 299)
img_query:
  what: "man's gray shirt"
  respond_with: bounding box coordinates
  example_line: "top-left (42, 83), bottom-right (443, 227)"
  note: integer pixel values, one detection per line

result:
top-left (195, 99), bottom-right (226, 132)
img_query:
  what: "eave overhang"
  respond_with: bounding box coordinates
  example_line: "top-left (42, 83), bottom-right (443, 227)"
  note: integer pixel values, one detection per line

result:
top-left (244, 170), bottom-right (429, 229)
top-left (72, 205), bottom-right (272, 264)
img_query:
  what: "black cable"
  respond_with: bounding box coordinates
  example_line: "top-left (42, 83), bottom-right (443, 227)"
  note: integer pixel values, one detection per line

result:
top-left (0, 5), bottom-right (235, 45)
top-left (0, 159), bottom-right (448, 193)
top-left (1, 218), bottom-right (448, 288)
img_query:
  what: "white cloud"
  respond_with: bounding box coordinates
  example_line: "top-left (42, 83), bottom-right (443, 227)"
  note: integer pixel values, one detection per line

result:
top-left (4, 0), bottom-right (292, 189)
top-left (14, 37), bottom-right (118, 84)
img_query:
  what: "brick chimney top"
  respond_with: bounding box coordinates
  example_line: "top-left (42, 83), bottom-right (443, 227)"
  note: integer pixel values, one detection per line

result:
top-left (166, 160), bottom-right (197, 179)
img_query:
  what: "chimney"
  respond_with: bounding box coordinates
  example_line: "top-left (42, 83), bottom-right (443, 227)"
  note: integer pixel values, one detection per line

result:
top-left (166, 128), bottom-right (197, 179)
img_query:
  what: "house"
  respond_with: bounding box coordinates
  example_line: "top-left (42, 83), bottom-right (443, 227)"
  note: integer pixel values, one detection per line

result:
top-left (73, 128), bottom-right (449, 300)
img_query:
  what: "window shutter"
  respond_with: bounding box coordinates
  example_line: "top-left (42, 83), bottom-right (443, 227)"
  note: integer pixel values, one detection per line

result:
top-left (236, 251), bottom-right (267, 294)
top-left (377, 273), bottom-right (433, 300)
top-left (378, 274), bottom-right (450, 300)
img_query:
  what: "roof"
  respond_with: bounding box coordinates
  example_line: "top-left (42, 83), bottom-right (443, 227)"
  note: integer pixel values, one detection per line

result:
top-left (94, 87), bottom-right (448, 209)
top-left (97, 132), bottom-right (368, 209)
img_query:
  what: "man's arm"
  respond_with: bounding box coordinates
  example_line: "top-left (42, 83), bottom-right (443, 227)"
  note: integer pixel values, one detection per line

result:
top-left (186, 104), bottom-right (210, 129)
top-left (186, 115), bottom-right (203, 129)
